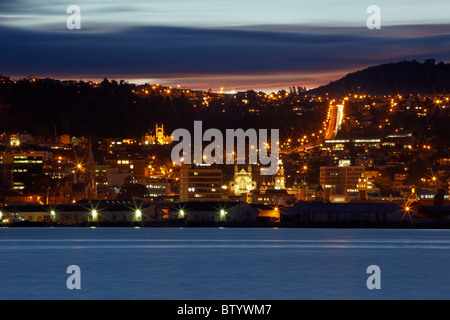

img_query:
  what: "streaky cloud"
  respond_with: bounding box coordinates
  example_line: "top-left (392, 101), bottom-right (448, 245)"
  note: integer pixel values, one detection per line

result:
top-left (1, 24), bottom-right (449, 91)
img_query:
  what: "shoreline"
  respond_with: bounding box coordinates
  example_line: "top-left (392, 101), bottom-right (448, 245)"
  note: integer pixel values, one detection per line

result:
top-left (2, 221), bottom-right (449, 229)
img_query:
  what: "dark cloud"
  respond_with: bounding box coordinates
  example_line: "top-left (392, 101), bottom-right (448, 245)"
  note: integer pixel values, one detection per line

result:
top-left (1, 24), bottom-right (449, 89)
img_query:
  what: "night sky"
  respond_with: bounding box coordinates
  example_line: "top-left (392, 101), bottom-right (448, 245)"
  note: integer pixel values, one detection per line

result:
top-left (1, 0), bottom-right (450, 92)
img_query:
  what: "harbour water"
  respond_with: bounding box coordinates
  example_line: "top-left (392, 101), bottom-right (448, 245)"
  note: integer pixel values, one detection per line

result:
top-left (0, 227), bottom-right (449, 300)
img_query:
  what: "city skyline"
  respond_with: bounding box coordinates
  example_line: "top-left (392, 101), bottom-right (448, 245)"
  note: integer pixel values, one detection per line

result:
top-left (3, 1), bottom-right (450, 302)
top-left (1, 1), bottom-right (450, 91)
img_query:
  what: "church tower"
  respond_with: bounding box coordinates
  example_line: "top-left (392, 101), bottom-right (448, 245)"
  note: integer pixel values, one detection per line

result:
top-left (84, 135), bottom-right (97, 200)
top-left (357, 173), bottom-right (369, 200)
top-left (156, 124), bottom-right (165, 145)
top-left (274, 160), bottom-right (285, 190)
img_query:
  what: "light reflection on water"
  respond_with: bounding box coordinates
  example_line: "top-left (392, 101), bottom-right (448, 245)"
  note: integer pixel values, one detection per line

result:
top-left (0, 228), bottom-right (449, 300)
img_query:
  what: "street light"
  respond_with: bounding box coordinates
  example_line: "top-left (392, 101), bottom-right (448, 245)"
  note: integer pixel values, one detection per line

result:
top-left (92, 210), bottom-right (98, 221)
top-left (136, 209), bottom-right (142, 220)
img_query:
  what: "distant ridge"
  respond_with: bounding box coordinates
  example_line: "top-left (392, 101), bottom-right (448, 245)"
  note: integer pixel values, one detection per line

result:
top-left (309, 59), bottom-right (450, 96)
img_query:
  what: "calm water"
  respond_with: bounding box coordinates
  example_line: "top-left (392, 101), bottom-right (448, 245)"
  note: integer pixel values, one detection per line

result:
top-left (0, 227), bottom-right (449, 300)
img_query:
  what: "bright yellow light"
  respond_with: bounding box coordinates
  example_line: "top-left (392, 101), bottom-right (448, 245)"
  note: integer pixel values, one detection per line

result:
top-left (179, 210), bottom-right (184, 217)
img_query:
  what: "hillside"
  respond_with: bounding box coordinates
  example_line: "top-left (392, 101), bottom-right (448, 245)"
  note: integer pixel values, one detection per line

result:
top-left (309, 59), bottom-right (450, 96)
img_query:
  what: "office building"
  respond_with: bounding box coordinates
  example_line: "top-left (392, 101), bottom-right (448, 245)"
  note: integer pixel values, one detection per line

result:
top-left (179, 164), bottom-right (224, 202)
top-left (320, 165), bottom-right (365, 200)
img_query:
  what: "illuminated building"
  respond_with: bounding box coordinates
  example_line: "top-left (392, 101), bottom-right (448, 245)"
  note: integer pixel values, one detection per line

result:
top-left (57, 134), bottom-right (71, 145)
top-left (0, 200), bottom-right (156, 224)
top-left (179, 164), bottom-right (224, 202)
top-left (105, 159), bottom-right (146, 177)
top-left (143, 123), bottom-right (172, 145)
top-left (0, 153), bottom-right (43, 192)
top-left (259, 160), bottom-right (286, 191)
top-left (94, 165), bottom-right (117, 187)
top-left (9, 134), bottom-right (20, 147)
top-left (287, 179), bottom-right (311, 202)
top-left (144, 181), bottom-right (170, 199)
top-left (94, 165), bottom-right (118, 198)
top-left (274, 160), bottom-right (286, 190)
top-left (323, 139), bottom-right (381, 151)
top-left (9, 133), bottom-right (32, 147)
top-left (71, 136), bottom-right (87, 146)
top-left (228, 164), bottom-right (257, 196)
top-left (357, 173), bottom-right (371, 200)
top-left (320, 165), bottom-right (365, 201)
top-left (250, 189), bottom-right (296, 206)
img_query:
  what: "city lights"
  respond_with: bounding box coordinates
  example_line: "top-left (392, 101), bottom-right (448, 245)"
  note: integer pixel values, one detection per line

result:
top-left (0, 68), bottom-right (449, 230)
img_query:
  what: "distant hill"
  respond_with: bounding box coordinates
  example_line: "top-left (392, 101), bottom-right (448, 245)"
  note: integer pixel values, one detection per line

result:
top-left (309, 59), bottom-right (450, 96)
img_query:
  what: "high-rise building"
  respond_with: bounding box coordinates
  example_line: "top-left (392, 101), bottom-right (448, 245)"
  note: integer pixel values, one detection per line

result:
top-left (320, 165), bottom-right (365, 198)
top-left (0, 153), bottom-right (43, 192)
top-left (105, 159), bottom-right (146, 177)
top-left (179, 164), bottom-right (223, 202)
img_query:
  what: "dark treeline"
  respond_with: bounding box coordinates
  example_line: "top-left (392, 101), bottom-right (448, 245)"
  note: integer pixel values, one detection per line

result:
top-left (0, 77), bottom-right (323, 139)
top-left (0, 78), bottom-right (192, 138)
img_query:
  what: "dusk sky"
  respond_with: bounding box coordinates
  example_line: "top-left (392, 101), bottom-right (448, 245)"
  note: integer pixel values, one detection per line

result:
top-left (1, 0), bottom-right (450, 92)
